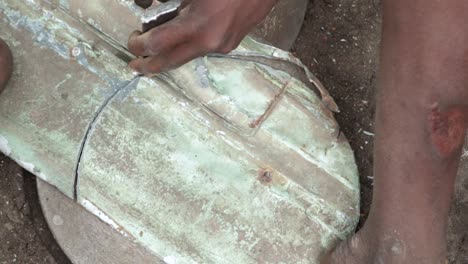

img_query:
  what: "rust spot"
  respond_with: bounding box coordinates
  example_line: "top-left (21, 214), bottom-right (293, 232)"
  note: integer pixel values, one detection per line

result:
top-left (249, 78), bottom-right (293, 129)
top-left (258, 168), bottom-right (273, 184)
top-left (429, 103), bottom-right (467, 158)
top-left (257, 167), bottom-right (289, 186)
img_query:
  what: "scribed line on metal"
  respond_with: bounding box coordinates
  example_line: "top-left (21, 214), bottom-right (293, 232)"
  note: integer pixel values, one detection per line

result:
top-left (73, 76), bottom-right (141, 200)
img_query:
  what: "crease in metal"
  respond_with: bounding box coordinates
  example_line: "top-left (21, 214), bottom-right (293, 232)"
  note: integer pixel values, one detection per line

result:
top-left (53, 3), bottom-right (136, 64)
top-left (207, 53), bottom-right (340, 113)
top-left (248, 77), bottom-right (293, 135)
top-left (73, 76), bottom-right (141, 201)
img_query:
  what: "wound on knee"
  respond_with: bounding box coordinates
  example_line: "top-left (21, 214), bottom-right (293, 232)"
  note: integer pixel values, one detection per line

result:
top-left (429, 103), bottom-right (467, 158)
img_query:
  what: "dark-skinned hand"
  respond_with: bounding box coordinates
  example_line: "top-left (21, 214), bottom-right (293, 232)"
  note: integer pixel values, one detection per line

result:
top-left (128, 0), bottom-right (278, 75)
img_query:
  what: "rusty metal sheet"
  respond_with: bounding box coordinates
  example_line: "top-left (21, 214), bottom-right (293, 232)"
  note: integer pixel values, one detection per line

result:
top-left (37, 178), bottom-right (162, 264)
top-left (0, 0), bottom-right (134, 197)
top-left (76, 59), bottom-right (359, 263)
top-left (252, 0), bottom-right (309, 50)
top-left (0, 0), bottom-right (359, 263)
top-left (48, 0), bottom-right (308, 51)
top-left (47, 0), bottom-right (142, 50)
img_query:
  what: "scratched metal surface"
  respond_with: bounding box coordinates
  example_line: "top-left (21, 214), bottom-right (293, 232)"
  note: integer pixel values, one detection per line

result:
top-left (47, 0), bottom-right (142, 50)
top-left (77, 68), bottom-right (359, 264)
top-left (0, 0), bottom-right (359, 263)
top-left (48, 0), bottom-right (309, 51)
top-left (37, 178), bottom-right (163, 264)
top-left (0, 0), bottom-right (134, 197)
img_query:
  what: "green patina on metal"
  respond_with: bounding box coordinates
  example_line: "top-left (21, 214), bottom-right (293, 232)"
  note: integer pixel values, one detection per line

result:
top-left (0, 0), bottom-right (360, 263)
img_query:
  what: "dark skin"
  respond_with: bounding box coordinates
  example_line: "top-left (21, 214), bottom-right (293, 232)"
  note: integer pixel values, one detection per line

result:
top-left (129, 0), bottom-right (468, 263)
top-left (127, 0), bottom-right (278, 74)
top-left (0, 38), bottom-right (13, 94)
top-left (323, 1), bottom-right (468, 262)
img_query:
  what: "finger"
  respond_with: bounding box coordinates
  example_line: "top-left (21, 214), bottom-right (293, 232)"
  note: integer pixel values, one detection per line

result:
top-left (127, 30), bottom-right (144, 55)
top-left (162, 42), bottom-right (207, 71)
top-left (127, 16), bottom-right (194, 57)
top-left (129, 56), bottom-right (165, 76)
top-left (129, 41), bottom-right (205, 75)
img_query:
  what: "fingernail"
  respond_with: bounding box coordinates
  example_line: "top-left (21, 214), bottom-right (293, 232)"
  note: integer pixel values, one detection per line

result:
top-left (129, 65), bottom-right (142, 76)
top-left (131, 70), bottom-right (143, 76)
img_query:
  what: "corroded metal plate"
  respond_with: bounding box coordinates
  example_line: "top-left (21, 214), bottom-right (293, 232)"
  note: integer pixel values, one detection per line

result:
top-left (37, 179), bottom-right (162, 264)
top-left (0, 1), bottom-right (360, 263)
top-left (0, 0), bottom-right (134, 197)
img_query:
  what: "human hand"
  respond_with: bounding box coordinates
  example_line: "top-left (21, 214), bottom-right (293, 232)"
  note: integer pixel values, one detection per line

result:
top-left (128, 0), bottom-right (278, 75)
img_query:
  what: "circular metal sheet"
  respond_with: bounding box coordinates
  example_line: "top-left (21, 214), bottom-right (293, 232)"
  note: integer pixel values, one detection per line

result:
top-left (38, 1), bottom-right (308, 262)
top-left (37, 179), bottom-right (162, 264)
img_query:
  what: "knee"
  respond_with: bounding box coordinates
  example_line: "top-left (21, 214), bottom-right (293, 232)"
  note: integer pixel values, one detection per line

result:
top-left (0, 38), bottom-right (13, 94)
top-left (428, 102), bottom-right (467, 158)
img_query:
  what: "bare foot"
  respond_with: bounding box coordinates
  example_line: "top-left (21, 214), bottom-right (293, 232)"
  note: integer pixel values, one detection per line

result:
top-left (0, 38), bottom-right (13, 94)
top-left (321, 225), bottom-right (447, 264)
top-left (321, 228), bottom-right (375, 264)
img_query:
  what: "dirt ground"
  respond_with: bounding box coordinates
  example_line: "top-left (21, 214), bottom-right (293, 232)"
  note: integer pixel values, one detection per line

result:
top-left (0, 155), bottom-right (71, 264)
top-left (0, 0), bottom-right (466, 263)
top-left (292, 0), bottom-right (468, 263)
top-left (292, 0), bottom-right (380, 221)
